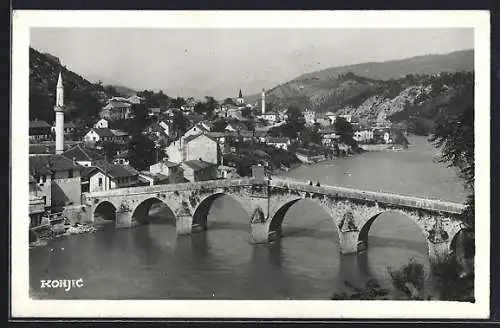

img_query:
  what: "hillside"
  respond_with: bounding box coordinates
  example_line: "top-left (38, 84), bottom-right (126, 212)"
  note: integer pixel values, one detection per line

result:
top-left (245, 49), bottom-right (473, 108)
top-left (29, 47), bottom-right (108, 125)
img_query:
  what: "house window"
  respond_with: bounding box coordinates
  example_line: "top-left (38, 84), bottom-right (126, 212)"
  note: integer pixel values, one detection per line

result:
top-left (68, 170), bottom-right (73, 178)
top-left (42, 196), bottom-right (47, 206)
top-left (42, 175), bottom-right (47, 183)
top-left (98, 177), bottom-right (103, 186)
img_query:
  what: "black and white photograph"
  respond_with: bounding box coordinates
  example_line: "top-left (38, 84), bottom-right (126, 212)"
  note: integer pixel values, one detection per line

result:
top-left (11, 10), bottom-right (490, 318)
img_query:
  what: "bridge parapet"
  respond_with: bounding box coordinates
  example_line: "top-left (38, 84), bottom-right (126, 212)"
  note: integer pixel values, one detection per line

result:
top-left (270, 178), bottom-right (465, 215)
top-left (84, 177), bottom-right (264, 200)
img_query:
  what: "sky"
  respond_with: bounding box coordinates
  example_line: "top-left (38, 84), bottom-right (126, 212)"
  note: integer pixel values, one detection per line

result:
top-left (30, 28), bottom-right (474, 99)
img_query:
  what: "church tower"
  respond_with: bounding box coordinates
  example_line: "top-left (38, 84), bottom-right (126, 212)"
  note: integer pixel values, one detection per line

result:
top-left (236, 89), bottom-right (245, 105)
top-left (54, 72), bottom-right (65, 155)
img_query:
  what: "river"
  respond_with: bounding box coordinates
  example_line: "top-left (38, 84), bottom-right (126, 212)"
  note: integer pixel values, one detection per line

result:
top-left (29, 136), bottom-right (468, 300)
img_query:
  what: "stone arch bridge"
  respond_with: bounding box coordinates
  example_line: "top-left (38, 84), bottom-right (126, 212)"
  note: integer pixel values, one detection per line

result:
top-left (81, 176), bottom-right (466, 262)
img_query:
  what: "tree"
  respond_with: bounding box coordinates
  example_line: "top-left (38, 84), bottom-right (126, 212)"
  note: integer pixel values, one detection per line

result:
top-left (212, 119), bottom-right (228, 132)
top-left (204, 96), bottom-right (218, 119)
top-left (127, 133), bottom-right (156, 171)
top-left (171, 97), bottom-right (186, 108)
top-left (241, 107), bottom-right (252, 119)
top-left (131, 103), bottom-right (148, 133)
top-left (97, 140), bottom-right (121, 160)
top-left (223, 97), bottom-right (236, 105)
top-left (171, 110), bottom-right (189, 137)
top-left (429, 103), bottom-right (474, 228)
top-left (283, 106), bottom-right (306, 139)
top-left (194, 101), bottom-right (207, 115)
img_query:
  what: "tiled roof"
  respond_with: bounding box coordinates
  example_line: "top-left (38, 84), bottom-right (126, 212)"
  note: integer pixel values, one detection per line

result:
top-left (183, 133), bottom-right (217, 144)
top-left (266, 137), bottom-right (290, 144)
top-left (90, 160), bottom-right (139, 179)
top-left (161, 160), bottom-right (180, 167)
top-left (104, 100), bottom-right (132, 108)
top-left (29, 144), bottom-right (55, 154)
top-left (29, 154), bottom-right (82, 176)
top-left (63, 122), bottom-right (77, 128)
top-left (205, 132), bottom-right (227, 138)
top-left (29, 120), bottom-right (51, 129)
top-left (110, 129), bottom-right (129, 137)
top-left (91, 128), bottom-right (115, 137)
top-left (182, 160), bottom-right (216, 171)
top-left (62, 144), bottom-right (104, 162)
top-left (81, 166), bottom-right (98, 180)
top-left (139, 171), bottom-right (170, 182)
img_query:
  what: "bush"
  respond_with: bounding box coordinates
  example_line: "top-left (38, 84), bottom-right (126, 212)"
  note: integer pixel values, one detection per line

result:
top-left (388, 257), bottom-right (425, 291)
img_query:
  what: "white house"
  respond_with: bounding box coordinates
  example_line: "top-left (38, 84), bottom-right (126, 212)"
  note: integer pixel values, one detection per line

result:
top-left (315, 114), bottom-right (331, 127)
top-left (184, 134), bottom-right (220, 165)
top-left (158, 120), bottom-right (174, 137)
top-left (259, 111), bottom-right (279, 124)
top-left (353, 130), bottom-right (374, 143)
top-left (94, 118), bottom-right (109, 129)
top-left (304, 110), bottom-right (317, 125)
top-left (88, 160), bottom-right (144, 192)
top-left (83, 128), bottom-right (115, 143)
top-left (149, 159), bottom-right (181, 177)
top-left (266, 137), bottom-right (291, 150)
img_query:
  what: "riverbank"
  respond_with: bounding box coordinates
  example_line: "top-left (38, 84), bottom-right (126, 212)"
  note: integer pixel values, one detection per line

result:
top-left (360, 144), bottom-right (407, 152)
top-left (29, 221), bottom-right (99, 250)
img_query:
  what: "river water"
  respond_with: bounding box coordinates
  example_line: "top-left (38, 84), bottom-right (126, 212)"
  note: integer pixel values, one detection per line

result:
top-left (29, 136), bottom-right (468, 300)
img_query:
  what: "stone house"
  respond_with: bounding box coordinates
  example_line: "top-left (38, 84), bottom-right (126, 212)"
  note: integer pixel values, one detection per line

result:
top-left (29, 175), bottom-right (46, 227)
top-left (183, 133), bottom-right (220, 165)
top-left (87, 160), bottom-right (146, 192)
top-left (100, 101), bottom-right (133, 121)
top-left (149, 159), bottom-right (182, 178)
top-left (165, 132), bottom-right (220, 165)
top-left (29, 154), bottom-right (83, 210)
top-left (294, 148), bottom-right (324, 164)
top-left (181, 160), bottom-right (217, 182)
top-left (29, 120), bottom-right (52, 141)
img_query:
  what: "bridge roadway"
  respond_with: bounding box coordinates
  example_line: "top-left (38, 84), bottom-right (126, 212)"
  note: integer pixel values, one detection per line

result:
top-left (85, 176), bottom-right (465, 215)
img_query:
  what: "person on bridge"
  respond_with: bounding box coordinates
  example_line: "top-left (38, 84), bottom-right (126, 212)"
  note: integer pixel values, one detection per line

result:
top-left (309, 180), bottom-right (313, 186)
top-left (316, 181), bottom-right (321, 187)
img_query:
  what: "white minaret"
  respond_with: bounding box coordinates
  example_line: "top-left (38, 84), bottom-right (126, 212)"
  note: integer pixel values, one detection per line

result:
top-left (54, 72), bottom-right (65, 155)
top-left (261, 88), bottom-right (266, 115)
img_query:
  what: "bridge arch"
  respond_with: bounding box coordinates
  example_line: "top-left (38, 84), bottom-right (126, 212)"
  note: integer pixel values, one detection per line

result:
top-left (131, 197), bottom-right (177, 226)
top-left (191, 192), bottom-right (249, 231)
top-left (93, 200), bottom-right (117, 223)
top-left (269, 197), bottom-right (341, 240)
top-left (357, 210), bottom-right (430, 256)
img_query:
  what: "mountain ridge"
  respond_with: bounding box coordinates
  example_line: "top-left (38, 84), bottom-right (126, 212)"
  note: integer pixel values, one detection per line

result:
top-left (245, 49), bottom-right (473, 106)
